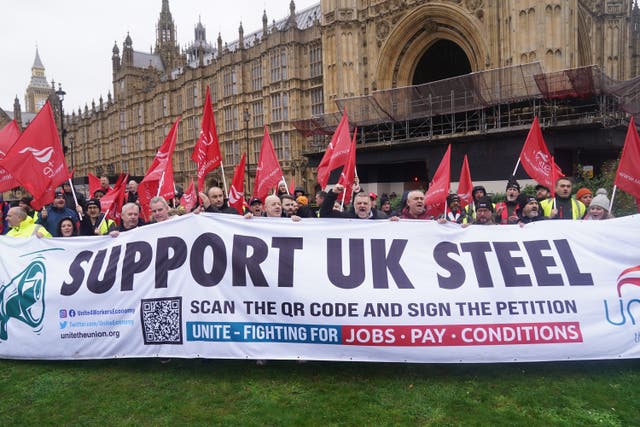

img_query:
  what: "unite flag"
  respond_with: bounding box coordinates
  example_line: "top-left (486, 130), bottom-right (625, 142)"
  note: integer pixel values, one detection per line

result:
top-left (0, 101), bottom-right (69, 209)
top-left (425, 144), bottom-right (451, 217)
top-left (192, 86), bottom-right (222, 190)
top-left (317, 109), bottom-right (352, 188)
top-left (180, 178), bottom-right (199, 213)
top-left (457, 154), bottom-right (473, 208)
top-left (336, 127), bottom-right (357, 204)
top-left (100, 173), bottom-right (128, 224)
top-left (0, 120), bottom-right (22, 192)
top-left (614, 117), bottom-right (640, 200)
top-left (252, 126), bottom-right (283, 202)
top-left (228, 153), bottom-right (246, 215)
top-left (519, 116), bottom-right (563, 190)
top-left (138, 117), bottom-right (180, 221)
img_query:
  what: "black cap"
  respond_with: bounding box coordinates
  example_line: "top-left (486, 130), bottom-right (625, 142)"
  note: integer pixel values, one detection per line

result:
top-left (476, 196), bottom-right (494, 212)
top-left (446, 193), bottom-right (460, 203)
top-left (506, 178), bottom-right (520, 191)
top-left (250, 197), bottom-right (262, 206)
top-left (525, 196), bottom-right (538, 204)
top-left (534, 184), bottom-right (549, 191)
top-left (86, 198), bottom-right (101, 209)
top-left (54, 191), bottom-right (64, 198)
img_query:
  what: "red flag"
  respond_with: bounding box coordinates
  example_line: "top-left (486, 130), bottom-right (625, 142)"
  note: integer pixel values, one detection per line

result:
top-left (457, 154), bottom-right (473, 208)
top-left (252, 126), bottom-right (283, 202)
top-left (100, 174), bottom-right (128, 224)
top-left (550, 156), bottom-right (559, 198)
top-left (425, 145), bottom-right (451, 217)
top-left (228, 153), bottom-right (246, 214)
top-left (0, 120), bottom-right (22, 192)
top-left (87, 172), bottom-right (101, 198)
top-left (0, 101), bottom-right (69, 209)
top-left (317, 109), bottom-right (352, 188)
top-left (337, 127), bottom-right (357, 204)
top-left (519, 116), bottom-right (563, 190)
top-left (180, 178), bottom-right (199, 213)
top-left (192, 86), bottom-right (222, 190)
top-left (614, 117), bottom-right (640, 200)
top-left (138, 117), bottom-right (180, 221)
top-left (289, 176), bottom-right (295, 196)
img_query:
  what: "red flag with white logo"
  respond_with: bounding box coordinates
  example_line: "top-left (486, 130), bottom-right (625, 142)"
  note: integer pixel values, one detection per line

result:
top-left (138, 117), bottom-right (180, 221)
top-left (425, 144), bottom-right (451, 217)
top-left (0, 120), bottom-right (22, 192)
top-left (252, 126), bottom-right (283, 202)
top-left (180, 178), bottom-right (199, 213)
top-left (228, 153), bottom-right (246, 214)
top-left (0, 101), bottom-right (69, 209)
top-left (317, 109), bottom-right (352, 188)
top-left (337, 127), bottom-right (357, 204)
top-left (192, 86), bottom-right (222, 190)
top-left (519, 116), bottom-right (563, 190)
top-left (614, 117), bottom-right (640, 200)
top-left (457, 154), bottom-right (473, 208)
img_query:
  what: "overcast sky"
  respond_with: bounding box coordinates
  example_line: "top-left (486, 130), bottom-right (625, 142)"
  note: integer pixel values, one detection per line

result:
top-left (0, 0), bottom-right (319, 112)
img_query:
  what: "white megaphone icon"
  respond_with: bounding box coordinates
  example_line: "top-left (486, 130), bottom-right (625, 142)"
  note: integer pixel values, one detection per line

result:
top-left (0, 260), bottom-right (46, 340)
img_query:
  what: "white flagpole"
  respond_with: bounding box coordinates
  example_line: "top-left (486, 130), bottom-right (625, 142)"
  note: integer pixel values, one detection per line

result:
top-left (67, 177), bottom-right (83, 220)
top-left (220, 163), bottom-right (229, 197)
top-left (511, 158), bottom-right (521, 177)
top-left (157, 171), bottom-right (166, 197)
top-left (609, 185), bottom-right (617, 212)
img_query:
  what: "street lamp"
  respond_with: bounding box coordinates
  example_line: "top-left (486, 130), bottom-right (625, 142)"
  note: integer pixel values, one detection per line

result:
top-left (54, 83), bottom-right (70, 168)
top-left (243, 108), bottom-right (251, 193)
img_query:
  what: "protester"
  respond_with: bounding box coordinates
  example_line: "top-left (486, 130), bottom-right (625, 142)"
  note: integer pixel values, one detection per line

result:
top-left (5, 207), bottom-right (51, 238)
top-left (294, 195), bottom-right (314, 218)
top-left (313, 191), bottom-right (327, 217)
top-left (99, 176), bottom-right (111, 193)
top-left (464, 185), bottom-right (490, 221)
top-left (93, 189), bottom-right (106, 200)
top-left (320, 183), bottom-right (387, 219)
top-left (37, 189), bottom-right (80, 237)
top-left (56, 216), bottom-right (78, 237)
top-left (277, 181), bottom-right (289, 197)
top-left (18, 197), bottom-right (38, 222)
top-left (575, 187), bottom-right (593, 207)
top-left (61, 181), bottom-right (86, 212)
top-left (249, 197), bottom-right (263, 217)
top-left (79, 198), bottom-right (115, 236)
top-left (583, 192), bottom-right (613, 220)
top-left (200, 186), bottom-right (239, 214)
top-left (494, 178), bottom-right (521, 224)
top-left (517, 196), bottom-right (546, 225)
top-left (399, 190), bottom-right (432, 220)
top-left (540, 177), bottom-right (586, 219)
top-left (471, 197), bottom-right (495, 225)
top-left (150, 196), bottom-right (172, 223)
top-left (378, 195), bottom-right (394, 218)
top-left (126, 180), bottom-right (139, 203)
top-left (535, 184), bottom-right (550, 202)
top-left (294, 187), bottom-right (306, 199)
top-left (264, 195), bottom-right (284, 218)
top-left (281, 194), bottom-right (298, 218)
top-left (444, 194), bottom-right (466, 223)
top-left (110, 202), bottom-right (145, 237)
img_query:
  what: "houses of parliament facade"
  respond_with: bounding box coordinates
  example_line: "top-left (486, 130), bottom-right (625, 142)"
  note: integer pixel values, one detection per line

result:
top-left (6, 0), bottom-right (640, 194)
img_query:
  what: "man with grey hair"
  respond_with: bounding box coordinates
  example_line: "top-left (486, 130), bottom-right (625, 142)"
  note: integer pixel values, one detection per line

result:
top-left (5, 207), bottom-right (51, 238)
top-left (320, 183), bottom-right (387, 219)
top-left (149, 196), bottom-right (171, 223)
top-left (399, 190), bottom-right (432, 220)
top-left (110, 202), bottom-right (145, 237)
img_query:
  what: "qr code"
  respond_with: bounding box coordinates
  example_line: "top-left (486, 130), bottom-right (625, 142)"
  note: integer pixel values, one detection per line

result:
top-left (140, 297), bottom-right (183, 345)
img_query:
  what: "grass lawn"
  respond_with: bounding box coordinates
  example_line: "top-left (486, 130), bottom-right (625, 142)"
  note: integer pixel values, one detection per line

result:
top-left (0, 358), bottom-right (638, 426)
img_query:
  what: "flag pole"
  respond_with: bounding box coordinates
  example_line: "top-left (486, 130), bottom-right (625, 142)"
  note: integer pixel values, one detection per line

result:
top-left (281, 176), bottom-right (290, 195)
top-left (96, 209), bottom-right (109, 233)
top-left (609, 185), bottom-right (617, 212)
top-left (157, 171), bottom-right (166, 197)
top-left (67, 177), bottom-right (83, 220)
top-left (220, 163), bottom-right (229, 197)
top-left (511, 158), bottom-right (520, 177)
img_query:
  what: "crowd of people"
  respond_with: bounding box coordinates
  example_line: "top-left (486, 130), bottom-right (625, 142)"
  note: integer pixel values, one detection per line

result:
top-left (0, 173), bottom-right (619, 239)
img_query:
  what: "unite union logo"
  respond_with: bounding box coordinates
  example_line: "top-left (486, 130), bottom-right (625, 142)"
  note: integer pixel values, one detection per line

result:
top-left (534, 150), bottom-right (552, 175)
top-left (603, 265), bottom-right (640, 326)
top-left (18, 146), bottom-right (54, 163)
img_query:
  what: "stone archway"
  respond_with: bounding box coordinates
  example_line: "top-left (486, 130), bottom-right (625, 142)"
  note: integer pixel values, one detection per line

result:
top-left (412, 39), bottom-right (472, 85)
top-left (374, 3), bottom-right (487, 90)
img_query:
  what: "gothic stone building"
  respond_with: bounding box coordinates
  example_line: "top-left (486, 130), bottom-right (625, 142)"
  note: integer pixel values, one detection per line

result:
top-left (64, 0), bottom-right (640, 195)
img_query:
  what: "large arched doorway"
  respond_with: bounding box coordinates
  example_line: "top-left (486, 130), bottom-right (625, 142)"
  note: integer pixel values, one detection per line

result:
top-left (412, 39), bottom-right (472, 85)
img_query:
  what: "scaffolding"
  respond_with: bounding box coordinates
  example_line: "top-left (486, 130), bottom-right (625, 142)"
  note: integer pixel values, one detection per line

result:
top-left (295, 63), bottom-right (640, 151)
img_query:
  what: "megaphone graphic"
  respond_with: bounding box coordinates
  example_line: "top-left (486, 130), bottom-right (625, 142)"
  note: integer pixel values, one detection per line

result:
top-left (0, 260), bottom-right (46, 340)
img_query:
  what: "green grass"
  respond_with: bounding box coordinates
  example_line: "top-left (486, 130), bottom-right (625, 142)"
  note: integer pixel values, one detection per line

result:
top-left (0, 358), bottom-right (638, 426)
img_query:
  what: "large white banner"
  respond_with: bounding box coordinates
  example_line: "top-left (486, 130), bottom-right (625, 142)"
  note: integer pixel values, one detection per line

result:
top-left (1, 213), bottom-right (640, 363)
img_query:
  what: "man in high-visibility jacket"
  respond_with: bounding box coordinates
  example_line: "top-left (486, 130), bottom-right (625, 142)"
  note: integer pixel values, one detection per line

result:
top-left (5, 207), bottom-right (51, 238)
top-left (540, 177), bottom-right (586, 220)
